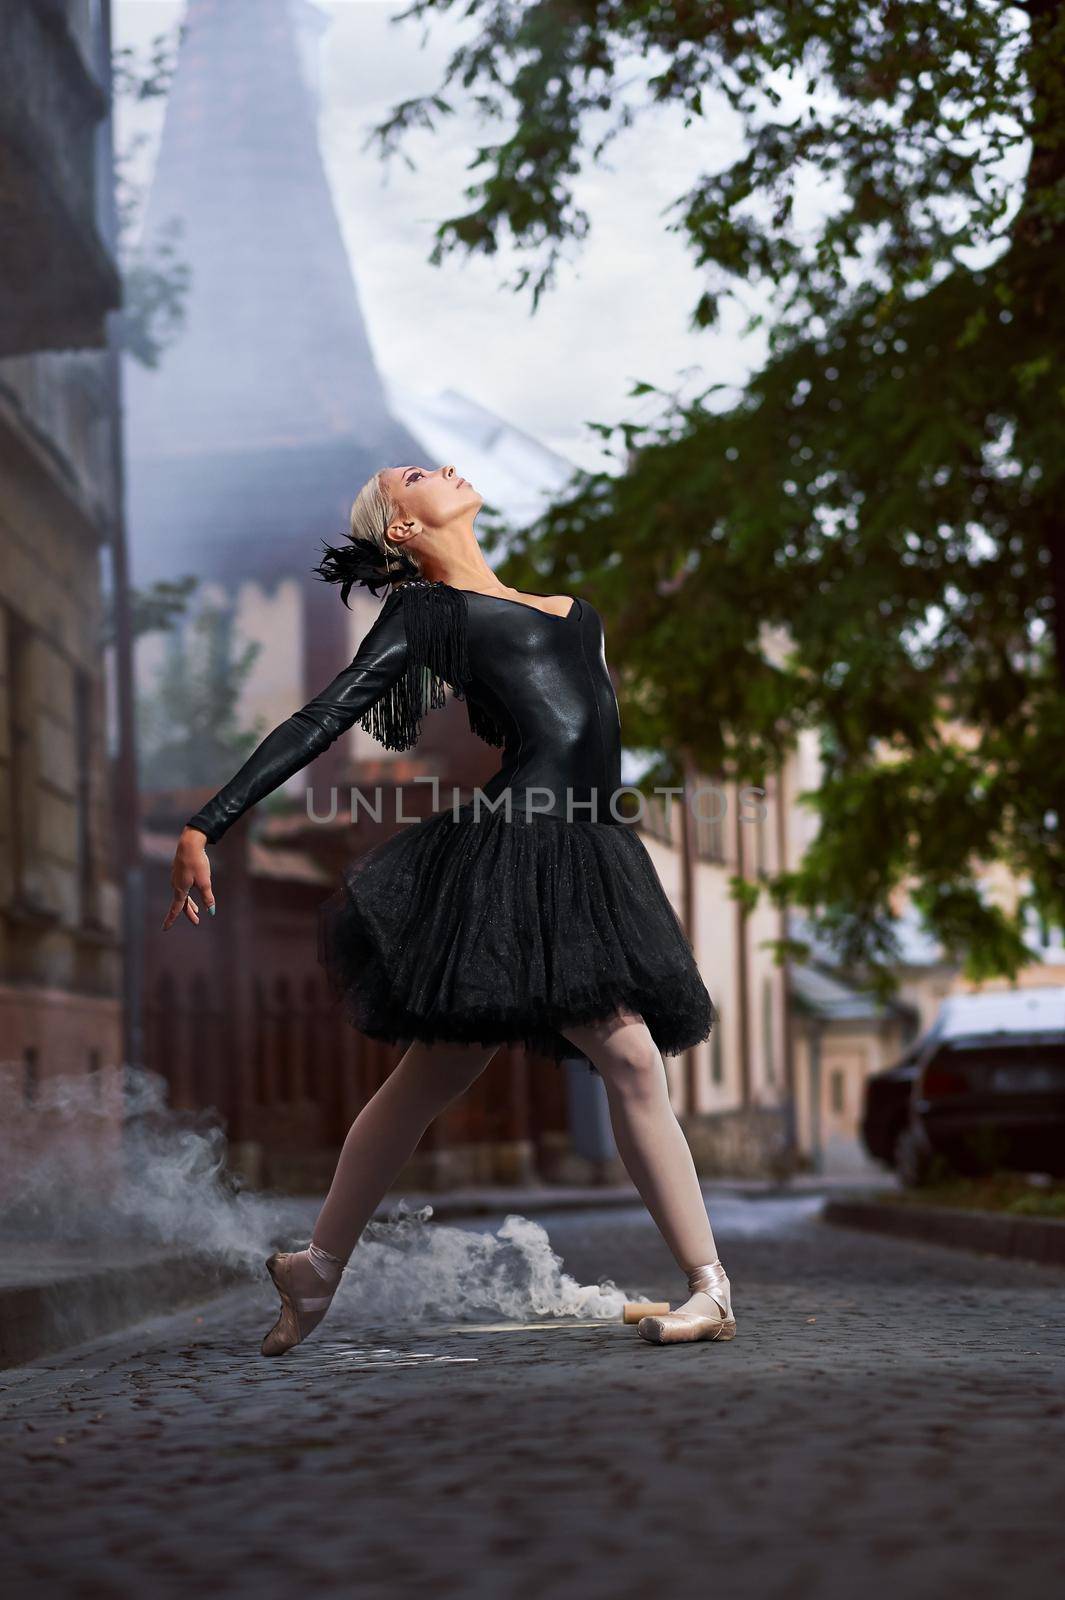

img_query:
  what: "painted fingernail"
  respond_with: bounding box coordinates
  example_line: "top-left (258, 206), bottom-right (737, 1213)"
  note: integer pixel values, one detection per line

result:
top-left (208, 905), bottom-right (216, 916)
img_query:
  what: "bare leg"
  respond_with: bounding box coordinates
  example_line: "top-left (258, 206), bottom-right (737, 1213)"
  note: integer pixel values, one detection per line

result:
top-left (283, 1038), bottom-right (498, 1304)
top-left (560, 1009), bottom-right (732, 1329)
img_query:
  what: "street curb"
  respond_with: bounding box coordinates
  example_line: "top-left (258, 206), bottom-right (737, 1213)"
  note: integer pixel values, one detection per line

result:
top-left (821, 1198), bottom-right (1065, 1268)
top-left (0, 1254), bottom-right (248, 1371)
top-left (399, 1191), bottom-right (644, 1220)
top-left (373, 1180), bottom-right (893, 1222)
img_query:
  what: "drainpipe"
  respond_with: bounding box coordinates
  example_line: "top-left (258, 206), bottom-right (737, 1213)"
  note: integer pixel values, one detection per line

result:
top-left (99, 1), bottom-right (144, 1089)
top-left (734, 779), bottom-right (751, 1106)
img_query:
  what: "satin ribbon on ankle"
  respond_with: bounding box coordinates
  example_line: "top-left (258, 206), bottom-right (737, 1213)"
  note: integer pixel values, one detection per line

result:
top-left (307, 1240), bottom-right (345, 1285)
top-left (685, 1259), bottom-right (731, 1319)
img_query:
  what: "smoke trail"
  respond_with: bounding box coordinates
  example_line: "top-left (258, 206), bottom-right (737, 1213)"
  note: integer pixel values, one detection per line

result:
top-left (0, 1063), bottom-right (631, 1321)
top-left (0, 1062), bottom-right (289, 1271)
top-left (350, 1203), bottom-right (628, 1322)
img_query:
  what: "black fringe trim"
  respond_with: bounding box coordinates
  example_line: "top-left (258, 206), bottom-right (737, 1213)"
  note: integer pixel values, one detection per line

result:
top-left (463, 697), bottom-right (508, 749)
top-left (357, 579), bottom-right (507, 753)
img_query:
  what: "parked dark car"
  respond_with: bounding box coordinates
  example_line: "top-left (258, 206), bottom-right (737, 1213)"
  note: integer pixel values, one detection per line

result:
top-left (860, 1046), bottom-right (923, 1169)
top-left (861, 988), bottom-right (1065, 1185)
top-left (909, 1031), bottom-right (1065, 1182)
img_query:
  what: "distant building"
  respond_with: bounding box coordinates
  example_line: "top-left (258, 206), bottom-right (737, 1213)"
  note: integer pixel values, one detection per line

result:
top-left (122, 0), bottom-right (1036, 1191)
top-left (125, 0), bottom-right (586, 1188)
top-left (0, 0), bottom-right (133, 1201)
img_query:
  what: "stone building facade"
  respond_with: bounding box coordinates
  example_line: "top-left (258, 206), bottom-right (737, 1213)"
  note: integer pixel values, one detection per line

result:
top-left (0, 0), bottom-right (133, 1203)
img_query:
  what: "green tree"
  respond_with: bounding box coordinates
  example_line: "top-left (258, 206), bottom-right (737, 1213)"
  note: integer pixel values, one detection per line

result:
top-left (137, 604), bottom-right (266, 794)
top-left (371, 0), bottom-right (1065, 987)
top-left (100, 574), bottom-right (200, 651)
top-left (112, 25), bottom-right (191, 367)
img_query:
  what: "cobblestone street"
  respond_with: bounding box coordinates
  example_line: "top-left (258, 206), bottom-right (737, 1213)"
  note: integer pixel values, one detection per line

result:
top-left (2, 1194), bottom-right (1064, 1599)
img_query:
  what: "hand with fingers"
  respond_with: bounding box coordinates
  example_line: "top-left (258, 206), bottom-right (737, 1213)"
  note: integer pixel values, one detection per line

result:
top-left (163, 826), bottom-right (218, 931)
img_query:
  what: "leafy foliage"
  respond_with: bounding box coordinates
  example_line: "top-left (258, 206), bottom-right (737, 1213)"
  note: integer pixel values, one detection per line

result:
top-left (137, 605), bottom-right (267, 793)
top-left (111, 26), bottom-right (191, 368)
top-left (369, 0), bottom-right (1032, 328)
top-left (373, 0), bottom-right (1065, 985)
top-left (100, 576), bottom-right (200, 652)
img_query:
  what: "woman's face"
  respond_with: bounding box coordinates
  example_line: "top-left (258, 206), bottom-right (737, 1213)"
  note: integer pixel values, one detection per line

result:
top-left (384, 464), bottom-right (482, 536)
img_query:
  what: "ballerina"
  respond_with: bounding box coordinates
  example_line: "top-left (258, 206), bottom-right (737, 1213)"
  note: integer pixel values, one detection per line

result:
top-left (164, 463), bottom-right (736, 1352)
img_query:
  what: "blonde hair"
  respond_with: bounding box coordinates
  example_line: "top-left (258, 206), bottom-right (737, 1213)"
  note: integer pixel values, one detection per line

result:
top-left (316, 469), bottom-right (422, 604)
top-left (349, 469), bottom-right (420, 585)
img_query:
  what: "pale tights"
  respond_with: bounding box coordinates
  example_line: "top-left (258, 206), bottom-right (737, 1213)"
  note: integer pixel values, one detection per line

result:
top-left (285, 1012), bottom-right (724, 1320)
top-left (561, 1010), bottom-right (726, 1321)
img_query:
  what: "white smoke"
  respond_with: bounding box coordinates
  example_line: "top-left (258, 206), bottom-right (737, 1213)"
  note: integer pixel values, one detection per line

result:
top-left (0, 1062), bottom-right (631, 1322)
top-left (349, 1204), bottom-right (628, 1322)
top-left (0, 1062), bottom-right (286, 1270)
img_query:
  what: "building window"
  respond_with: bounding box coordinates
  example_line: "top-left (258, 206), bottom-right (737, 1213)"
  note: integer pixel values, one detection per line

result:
top-left (640, 791), bottom-right (674, 845)
top-left (693, 774), bottom-right (726, 863)
top-left (829, 1068), bottom-right (845, 1115)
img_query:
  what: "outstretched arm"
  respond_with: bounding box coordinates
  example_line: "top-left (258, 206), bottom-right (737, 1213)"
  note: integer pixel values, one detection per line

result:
top-left (183, 589), bottom-right (409, 846)
top-left (162, 592), bottom-right (409, 931)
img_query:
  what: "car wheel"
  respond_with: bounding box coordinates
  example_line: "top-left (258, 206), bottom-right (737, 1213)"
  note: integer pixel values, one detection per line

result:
top-left (948, 1144), bottom-right (991, 1180)
top-left (894, 1123), bottom-right (934, 1188)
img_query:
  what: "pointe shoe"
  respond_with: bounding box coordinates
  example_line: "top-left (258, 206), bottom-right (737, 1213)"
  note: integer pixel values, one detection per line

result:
top-left (261, 1249), bottom-right (342, 1357)
top-left (637, 1260), bottom-right (737, 1344)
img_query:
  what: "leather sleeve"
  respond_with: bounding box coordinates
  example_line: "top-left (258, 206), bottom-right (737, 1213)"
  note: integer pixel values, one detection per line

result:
top-left (184, 590), bottom-right (408, 845)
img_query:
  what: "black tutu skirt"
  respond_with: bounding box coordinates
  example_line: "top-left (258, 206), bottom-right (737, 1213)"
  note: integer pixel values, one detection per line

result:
top-left (317, 803), bottom-right (717, 1073)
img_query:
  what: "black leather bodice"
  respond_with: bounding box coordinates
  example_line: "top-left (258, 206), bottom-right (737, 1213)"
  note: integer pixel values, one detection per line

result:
top-left (458, 591), bottom-right (622, 825)
top-left (185, 583), bottom-right (623, 844)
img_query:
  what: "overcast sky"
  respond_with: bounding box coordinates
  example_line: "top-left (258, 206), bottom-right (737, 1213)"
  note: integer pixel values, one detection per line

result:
top-left (113, 0), bottom-right (767, 474)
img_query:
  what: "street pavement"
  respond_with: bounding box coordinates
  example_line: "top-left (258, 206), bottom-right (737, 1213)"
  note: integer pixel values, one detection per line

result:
top-left (1, 1192), bottom-right (1063, 1600)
